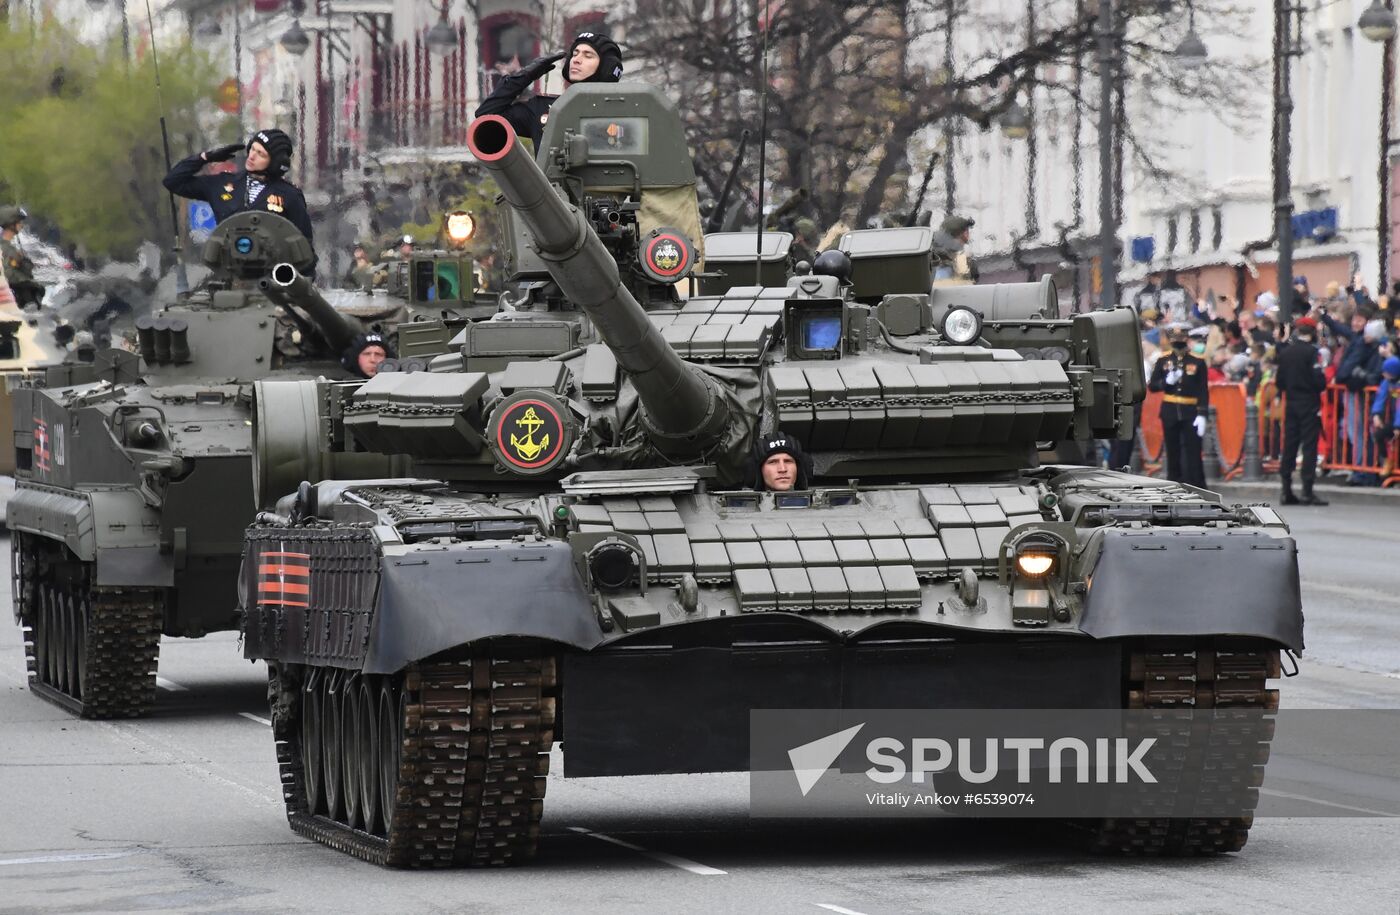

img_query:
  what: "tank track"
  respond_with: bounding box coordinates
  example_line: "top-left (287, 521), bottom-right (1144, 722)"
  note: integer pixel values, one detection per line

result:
top-left (270, 649), bottom-right (557, 868)
top-left (12, 533), bottom-right (162, 719)
top-left (1087, 639), bottom-right (1281, 855)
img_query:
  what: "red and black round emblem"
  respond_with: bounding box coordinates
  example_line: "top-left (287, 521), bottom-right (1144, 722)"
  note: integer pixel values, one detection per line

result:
top-left (640, 227), bottom-right (695, 284)
top-left (489, 391), bottom-right (575, 475)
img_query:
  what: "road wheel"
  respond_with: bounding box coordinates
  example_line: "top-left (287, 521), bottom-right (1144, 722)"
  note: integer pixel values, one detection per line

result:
top-left (358, 678), bottom-right (381, 835)
top-left (322, 673), bottom-right (344, 822)
top-left (341, 675), bottom-right (363, 830)
top-left (72, 592), bottom-right (87, 700)
top-left (301, 671), bottom-right (323, 815)
top-left (378, 680), bottom-right (403, 837)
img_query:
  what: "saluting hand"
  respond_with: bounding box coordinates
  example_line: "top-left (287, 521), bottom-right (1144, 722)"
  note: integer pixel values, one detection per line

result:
top-left (203, 143), bottom-right (245, 163)
top-left (516, 51), bottom-right (568, 81)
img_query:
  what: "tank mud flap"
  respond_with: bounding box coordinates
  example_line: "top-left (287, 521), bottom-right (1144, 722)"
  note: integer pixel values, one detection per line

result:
top-left (1079, 529), bottom-right (1304, 651)
top-left (364, 541), bottom-right (604, 674)
top-left (7, 485), bottom-right (170, 588)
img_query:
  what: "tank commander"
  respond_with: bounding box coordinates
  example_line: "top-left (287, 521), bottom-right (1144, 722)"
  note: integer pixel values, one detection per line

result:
top-left (1147, 323), bottom-right (1209, 488)
top-left (163, 129), bottom-right (316, 270)
top-left (474, 31), bottom-right (624, 149)
top-left (752, 432), bottom-right (812, 492)
top-left (342, 332), bottom-right (393, 379)
top-left (0, 205), bottom-right (44, 309)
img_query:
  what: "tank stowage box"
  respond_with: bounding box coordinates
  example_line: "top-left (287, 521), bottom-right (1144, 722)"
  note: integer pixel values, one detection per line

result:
top-left (237, 86), bottom-right (1303, 867)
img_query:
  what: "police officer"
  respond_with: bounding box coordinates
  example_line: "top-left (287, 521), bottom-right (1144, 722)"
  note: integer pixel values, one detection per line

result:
top-left (1274, 316), bottom-right (1329, 505)
top-left (0, 206), bottom-right (44, 309)
top-left (474, 32), bottom-right (624, 149)
top-left (1147, 324), bottom-right (1209, 487)
top-left (751, 431), bottom-right (812, 492)
top-left (162, 129), bottom-right (315, 261)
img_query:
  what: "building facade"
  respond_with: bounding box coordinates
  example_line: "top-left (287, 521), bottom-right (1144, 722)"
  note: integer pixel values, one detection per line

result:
top-left (941, 0), bottom-right (1398, 311)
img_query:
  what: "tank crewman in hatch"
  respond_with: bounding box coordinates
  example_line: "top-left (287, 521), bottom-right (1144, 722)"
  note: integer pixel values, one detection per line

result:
top-left (1147, 324), bottom-right (1209, 488)
top-left (0, 205), bottom-right (44, 309)
top-left (163, 129), bottom-right (316, 271)
top-left (342, 332), bottom-right (394, 379)
top-left (752, 432), bottom-right (813, 492)
top-left (474, 32), bottom-right (624, 150)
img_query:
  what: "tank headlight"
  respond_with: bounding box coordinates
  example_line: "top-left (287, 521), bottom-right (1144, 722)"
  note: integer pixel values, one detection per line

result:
top-left (941, 306), bottom-right (983, 344)
top-left (1014, 540), bottom-right (1058, 579)
top-left (445, 211), bottom-right (475, 246)
top-left (587, 542), bottom-right (638, 590)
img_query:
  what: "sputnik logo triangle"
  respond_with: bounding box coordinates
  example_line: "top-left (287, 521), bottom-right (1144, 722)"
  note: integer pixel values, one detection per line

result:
top-left (787, 723), bottom-right (865, 797)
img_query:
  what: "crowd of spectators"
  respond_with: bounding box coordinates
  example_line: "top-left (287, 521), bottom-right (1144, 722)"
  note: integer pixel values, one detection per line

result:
top-left (1130, 270), bottom-right (1400, 485)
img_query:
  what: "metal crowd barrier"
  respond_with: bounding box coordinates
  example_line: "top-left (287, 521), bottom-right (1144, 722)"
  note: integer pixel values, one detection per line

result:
top-left (1132, 382), bottom-right (1399, 487)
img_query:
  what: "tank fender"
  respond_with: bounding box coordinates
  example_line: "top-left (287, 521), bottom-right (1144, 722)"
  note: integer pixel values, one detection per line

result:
top-left (1077, 527), bottom-right (1303, 651)
top-left (6, 485), bottom-right (171, 587)
top-left (364, 538), bottom-right (605, 674)
top-left (7, 484), bottom-right (95, 561)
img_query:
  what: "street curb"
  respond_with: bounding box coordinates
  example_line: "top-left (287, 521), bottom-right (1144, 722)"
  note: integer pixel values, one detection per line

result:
top-left (1209, 479), bottom-right (1400, 508)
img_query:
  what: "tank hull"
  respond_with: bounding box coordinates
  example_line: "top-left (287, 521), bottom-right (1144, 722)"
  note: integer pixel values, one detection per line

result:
top-left (242, 469), bottom-right (1297, 865)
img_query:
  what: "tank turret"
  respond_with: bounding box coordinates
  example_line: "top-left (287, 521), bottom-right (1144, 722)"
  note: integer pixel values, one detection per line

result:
top-left (468, 114), bottom-right (728, 452)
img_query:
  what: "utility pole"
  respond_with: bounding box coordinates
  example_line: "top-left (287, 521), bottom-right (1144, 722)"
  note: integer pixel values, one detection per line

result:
top-left (1275, 0), bottom-right (1301, 319)
top-left (1096, 0), bottom-right (1117, 309)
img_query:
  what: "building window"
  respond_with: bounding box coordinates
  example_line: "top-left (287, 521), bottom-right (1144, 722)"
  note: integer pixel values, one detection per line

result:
top-left (564, 11), bottom-right (609, 39)
top-left (480, 12), bottom-right (541, 93)
top-left (1189, 209), bottom-right (1201, 253)
top-left (1211, 207), bottom-right (1223, 250)
top-left (1166, 214), bottom-right (1178, 255)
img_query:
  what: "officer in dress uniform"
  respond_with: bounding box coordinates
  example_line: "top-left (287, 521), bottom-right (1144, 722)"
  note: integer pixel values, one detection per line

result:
top-left (1147, 324), bottom-right (1209, 487)
top-left (163, 129), bottom-right (315, 272)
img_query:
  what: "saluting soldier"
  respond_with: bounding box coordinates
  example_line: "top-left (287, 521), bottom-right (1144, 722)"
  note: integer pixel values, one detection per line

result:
top-left (163, 129), bottom-right (315, 272)
top-left (1147, 324), bottom-right (1210, 487)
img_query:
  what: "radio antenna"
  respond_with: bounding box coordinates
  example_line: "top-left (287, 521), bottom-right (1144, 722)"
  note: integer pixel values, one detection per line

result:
top-left (753, 14), bottom-right (772, 282)
top-left (142, 0), bottom-right (189, 295)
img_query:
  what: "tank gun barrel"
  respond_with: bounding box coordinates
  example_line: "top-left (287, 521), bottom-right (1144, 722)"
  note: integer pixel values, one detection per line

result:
top-left (466, 115), bottom-right (728, 450)
top-left (260, 263), bottom-right (358, 354)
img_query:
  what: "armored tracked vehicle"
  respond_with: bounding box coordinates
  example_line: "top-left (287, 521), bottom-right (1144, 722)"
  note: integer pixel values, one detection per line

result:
top-left (8, 213), bottom-right (398, 718)
top-left (238, 87), bottom-right (1303, 866)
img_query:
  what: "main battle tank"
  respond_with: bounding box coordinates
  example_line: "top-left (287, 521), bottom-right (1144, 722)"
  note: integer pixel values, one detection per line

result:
top-left (238, 87), bottom-right (1303, 866)
top-left (8, 212), bottom-right (399, 718)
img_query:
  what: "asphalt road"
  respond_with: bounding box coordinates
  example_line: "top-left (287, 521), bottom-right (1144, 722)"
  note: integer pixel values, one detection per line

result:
top-left (2, 504), bottom-right (1400, 915)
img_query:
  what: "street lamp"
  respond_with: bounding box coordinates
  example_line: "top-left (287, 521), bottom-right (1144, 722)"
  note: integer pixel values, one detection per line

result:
top-left (426, 4), bottom-right (457, 57)
top-left (999, 101), bottom-right (1031, 140)
top-left (280, 19), bottom-right (311, 56)
top-left (1359, 0), bottom-right (1398, 42)
top-left (1174, 28), bottom-right (1208, 69)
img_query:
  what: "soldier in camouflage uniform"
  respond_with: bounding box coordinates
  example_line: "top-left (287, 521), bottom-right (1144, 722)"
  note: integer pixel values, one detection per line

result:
top-left (0, 206), bottom-right (44, 310)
